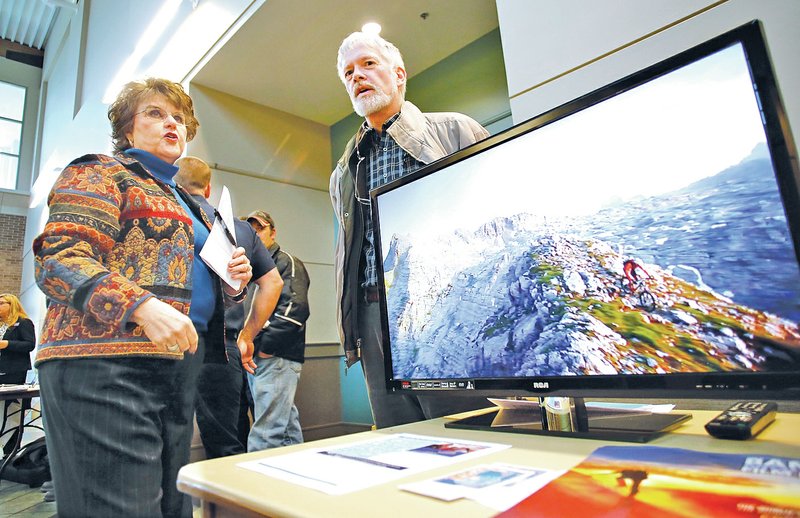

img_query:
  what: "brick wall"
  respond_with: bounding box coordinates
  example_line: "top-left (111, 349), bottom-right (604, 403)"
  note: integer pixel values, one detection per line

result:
top-left (0, 213), bottom-right (26, 294)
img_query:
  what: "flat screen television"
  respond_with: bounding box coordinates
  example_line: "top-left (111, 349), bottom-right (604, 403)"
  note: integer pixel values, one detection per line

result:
top-left (370, 21), bottom-right (800, 441)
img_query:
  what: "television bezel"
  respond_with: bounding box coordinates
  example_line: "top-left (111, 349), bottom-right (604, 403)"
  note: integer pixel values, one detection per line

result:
top-left (371, 20), bottom-right (800, 401)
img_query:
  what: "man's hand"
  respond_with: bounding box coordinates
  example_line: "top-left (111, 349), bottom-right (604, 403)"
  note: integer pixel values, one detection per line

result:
top-left (131, 297), bottom-right (198, 354)
top-left (237, 333), bottom-right (257, 374)
top-left (237, 269), bottom-right (282, 374)
top-left (224, 246), bottom-right (252, 296)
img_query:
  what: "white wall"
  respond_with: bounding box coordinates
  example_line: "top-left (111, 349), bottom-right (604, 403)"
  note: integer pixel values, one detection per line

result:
top-left (497, 0), bottom-right (800, 161)
top-left (187, 85), bottom-right (337, 344)
top-left (213, 170), bottom-right (336, 344)
top-left (188, 85), bottom-right (331, 191)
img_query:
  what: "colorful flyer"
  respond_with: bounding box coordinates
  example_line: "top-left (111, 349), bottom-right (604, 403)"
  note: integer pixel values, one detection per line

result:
top-left (498, 446), bottom-right (800, 517)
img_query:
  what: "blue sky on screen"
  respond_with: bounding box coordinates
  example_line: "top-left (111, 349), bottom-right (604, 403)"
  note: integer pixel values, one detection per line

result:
top-left (377, 43), bottom-right (768, 256)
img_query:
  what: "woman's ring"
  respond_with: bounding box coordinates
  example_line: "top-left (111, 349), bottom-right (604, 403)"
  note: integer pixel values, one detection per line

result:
top-left (167, 343), bottom-right (181, 352)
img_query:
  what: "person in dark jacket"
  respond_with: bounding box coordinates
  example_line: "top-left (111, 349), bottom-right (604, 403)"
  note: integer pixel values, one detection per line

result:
top-left (242, 211), bottom-right (310, 450)
top-left (174, 157), bottom-right (282, 458)
top-left (0, 293), bottom-right (35, 455)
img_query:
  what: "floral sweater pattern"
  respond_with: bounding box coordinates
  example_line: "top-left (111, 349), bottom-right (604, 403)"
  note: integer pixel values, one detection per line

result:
top-left (33, 153), bottom-right (195, 363)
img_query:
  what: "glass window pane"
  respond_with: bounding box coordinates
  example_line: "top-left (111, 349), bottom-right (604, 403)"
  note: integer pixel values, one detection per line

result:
top-left (0, 119), bottom-right (22, 154)
top-left (0, 155), bottom-right (18, 190)
top-left (0, 81), bottom-right (25, 121)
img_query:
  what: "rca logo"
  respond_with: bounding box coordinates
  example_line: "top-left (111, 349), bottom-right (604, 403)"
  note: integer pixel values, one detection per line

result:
top-left (533, 381), bottom-right (550, 389)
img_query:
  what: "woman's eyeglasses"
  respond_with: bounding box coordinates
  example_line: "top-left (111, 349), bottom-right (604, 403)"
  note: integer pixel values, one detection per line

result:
top-left (136, 106), bottom-right (187, 126)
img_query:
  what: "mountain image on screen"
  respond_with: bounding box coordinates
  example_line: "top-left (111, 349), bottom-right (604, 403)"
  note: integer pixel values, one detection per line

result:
top-left (383, 148), bottom-right (800, 380)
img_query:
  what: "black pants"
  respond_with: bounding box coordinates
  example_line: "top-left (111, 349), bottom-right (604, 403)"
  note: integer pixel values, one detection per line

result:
top-left (38, 337), bottom-right (204, 518)
top-left (195, 342), bottom-right (249, 458)
top-left (358, 301), bottom-right (490, 428)
top-left (237, 355), bottom-right (254, 448)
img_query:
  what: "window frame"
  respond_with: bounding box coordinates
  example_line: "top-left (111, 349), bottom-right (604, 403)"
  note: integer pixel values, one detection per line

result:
top-left (0, 80), bottom-right (27, 191)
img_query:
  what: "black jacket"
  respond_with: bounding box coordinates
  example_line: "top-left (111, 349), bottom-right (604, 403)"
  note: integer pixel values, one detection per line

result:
top-left (0, 318), bottom-right (36, 375)
top-left (254, 243), bottom-right (310, 363)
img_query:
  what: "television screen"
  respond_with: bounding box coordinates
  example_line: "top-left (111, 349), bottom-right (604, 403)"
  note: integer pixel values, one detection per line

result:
top-left (372, 21), bottom-right (800, 400)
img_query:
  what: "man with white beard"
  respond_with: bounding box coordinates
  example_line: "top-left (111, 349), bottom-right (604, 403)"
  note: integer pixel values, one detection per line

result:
top-left (329, 31), bottom-right (490, 428)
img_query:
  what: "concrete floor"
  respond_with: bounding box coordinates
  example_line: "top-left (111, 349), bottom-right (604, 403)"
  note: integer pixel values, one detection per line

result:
top-left (0, 480), bottom-right (55, 518)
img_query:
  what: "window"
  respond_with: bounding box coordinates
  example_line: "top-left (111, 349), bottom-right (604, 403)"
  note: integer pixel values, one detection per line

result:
top-left (0, 81), bottom-right (26, 190)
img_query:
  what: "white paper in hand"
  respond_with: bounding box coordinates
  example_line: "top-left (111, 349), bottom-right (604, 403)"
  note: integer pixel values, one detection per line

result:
top-left (199, 186), bottom-right (242, 291)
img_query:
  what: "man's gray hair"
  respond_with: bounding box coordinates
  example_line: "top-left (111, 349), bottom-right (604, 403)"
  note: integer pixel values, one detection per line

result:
top-left (336, 32), bottom-right (406, 97)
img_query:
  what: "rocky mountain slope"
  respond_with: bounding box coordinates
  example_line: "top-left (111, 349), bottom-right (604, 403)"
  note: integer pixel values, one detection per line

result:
top-left (383, 150), bottom-right (800, 380)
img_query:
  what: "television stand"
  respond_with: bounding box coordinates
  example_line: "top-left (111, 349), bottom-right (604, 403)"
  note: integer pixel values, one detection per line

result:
top-left (444, 397), bottom-right (692, 443)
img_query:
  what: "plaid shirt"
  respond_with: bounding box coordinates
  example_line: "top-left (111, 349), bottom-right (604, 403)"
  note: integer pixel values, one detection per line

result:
top-left (362, 114), bottom-right (424, 287)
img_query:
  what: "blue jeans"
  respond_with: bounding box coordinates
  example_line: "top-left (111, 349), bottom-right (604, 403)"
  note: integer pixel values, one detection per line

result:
top-left (247, 355), bottom-right (303, 451)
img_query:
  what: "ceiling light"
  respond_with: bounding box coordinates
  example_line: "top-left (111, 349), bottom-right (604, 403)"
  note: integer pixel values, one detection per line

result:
top-left (361, 22), bottom-right (381, 35)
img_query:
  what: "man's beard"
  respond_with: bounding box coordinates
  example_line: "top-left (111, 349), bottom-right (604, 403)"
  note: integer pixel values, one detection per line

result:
top-left (351, 84), bottom-right (395, 117)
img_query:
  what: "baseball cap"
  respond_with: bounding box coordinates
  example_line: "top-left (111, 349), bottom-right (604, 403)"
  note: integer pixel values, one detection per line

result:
top-left (245, 210), bottom-right (275, 229)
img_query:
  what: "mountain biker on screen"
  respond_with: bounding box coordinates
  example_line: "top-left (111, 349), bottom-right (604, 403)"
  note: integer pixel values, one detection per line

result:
top-left (623, 259), bottom-right (651, 292)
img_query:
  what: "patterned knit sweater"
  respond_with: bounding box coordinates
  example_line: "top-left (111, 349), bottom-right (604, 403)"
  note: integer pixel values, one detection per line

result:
top-left (33, 153), bottom-right (196, 363)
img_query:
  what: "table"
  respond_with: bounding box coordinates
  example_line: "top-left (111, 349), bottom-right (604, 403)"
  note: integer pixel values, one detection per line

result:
top-left (0, 384), bottom-right (42, 483)
top-left (177, 409), bottom-right (800, 518)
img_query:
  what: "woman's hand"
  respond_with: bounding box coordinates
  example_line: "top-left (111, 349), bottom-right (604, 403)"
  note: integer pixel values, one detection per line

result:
top-left (224, 247), bottom-right (253, 296)
top-left (130, 298), bottom-right (198, 354)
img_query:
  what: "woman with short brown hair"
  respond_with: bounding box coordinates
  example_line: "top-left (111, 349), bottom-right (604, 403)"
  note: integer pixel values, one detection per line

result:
top-left (34, 78), bottom-right (252, 517)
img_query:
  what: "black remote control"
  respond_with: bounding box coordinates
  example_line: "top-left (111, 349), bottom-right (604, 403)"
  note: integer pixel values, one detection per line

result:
top-left (705, 401), bottom-right (777, 440)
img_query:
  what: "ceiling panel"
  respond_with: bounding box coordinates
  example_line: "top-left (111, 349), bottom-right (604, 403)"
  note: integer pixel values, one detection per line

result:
top-left (191, 0), bottom-right (499, 126)
top-left (0, 0), bottom-right (77, 50)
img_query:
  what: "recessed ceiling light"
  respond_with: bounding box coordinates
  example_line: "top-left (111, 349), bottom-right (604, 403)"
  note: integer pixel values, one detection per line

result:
top-left (362, 22), bottom-right (381, 35)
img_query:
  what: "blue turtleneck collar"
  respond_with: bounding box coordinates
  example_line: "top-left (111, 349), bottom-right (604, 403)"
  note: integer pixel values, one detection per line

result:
top-left (125, 148), bottom-right (179, 186)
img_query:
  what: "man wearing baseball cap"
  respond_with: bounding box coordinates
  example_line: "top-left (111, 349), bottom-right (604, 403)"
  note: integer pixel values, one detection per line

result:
top-left (241, 211), bottom-right (311, 449)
